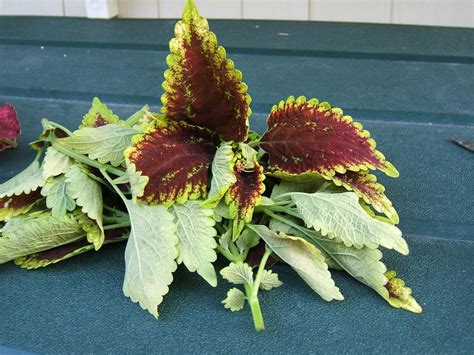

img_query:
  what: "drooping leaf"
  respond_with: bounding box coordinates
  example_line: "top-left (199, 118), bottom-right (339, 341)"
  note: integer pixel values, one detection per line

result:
top-left (0, 212), bottom-right (84, 264)
top-left (42, 147), bottom-right (71, 179)
top-left (0, 190), bottom-right (42, 221)
top-left (0, 104), bottom-right (21, 151)
top-left (384, 270), bottom-right (422, 313)
top-left (65, 165), bottom-right (104, 249)
top-left (161, 0), bottom-right (251, 142)
top-left (122, 202), bottom-right (178, 319)
top-left (125, 119), bottom-right (216, 205)
top-left (287, 191), bottom-right (408, 254)
top-left (14, 229), bottom-right (128, 270)
top-left (225, 158), bottom-right (265, 239)
top-left (201, 142), bottom-right (236, 209)
top-left (259, 269), bottom-right (283, 291)
top-left (332, 170), bottom-right (399, 224)
top-left (172, 201), bottom-right (218, 286)
top-left (0, 160), bottom-right (45, 198)
top-left (248, 224), bottom-right (343, 302)
top-left (260, 96), bottom-right (398, 180)
top-left (222, 288), bottom-right (246, 312)
top-left (220, 262), bottom-right (254, 285)
top-left (57, 124), bottom-right (138, 167)
top-left (41, 175), bottom-right (76, 219)
top-left (81, 97), bottom-right (121, 128)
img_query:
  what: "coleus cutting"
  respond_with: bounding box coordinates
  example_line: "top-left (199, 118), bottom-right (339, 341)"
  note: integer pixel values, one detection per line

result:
top-left (0, 0), bottom-right (421, 331)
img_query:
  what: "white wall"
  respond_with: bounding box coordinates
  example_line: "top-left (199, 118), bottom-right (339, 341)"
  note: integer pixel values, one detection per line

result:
top-left (0, 0), bottom-right (472, 28)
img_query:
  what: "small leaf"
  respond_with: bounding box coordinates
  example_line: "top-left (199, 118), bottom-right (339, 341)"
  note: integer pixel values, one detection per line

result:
top-left (332, 170), bottom-right (399, 224)
top-left (0, 104), bottom-right (20, 152)
top-left (57, 124), bottom-right (137, 167)
top-left (201, 142), bottom-right (236, 209)
top-left (247, 224), bottom-right (343, 301)
top-left (65, 165), bottom-right (104, 249)
top-left (225, 158), bottom-right (265, 239)
top-left (162, 0), bottom-right (251, 142)
top-left (122, 202), bottom-right (178, 319)
top-left (41, 175), bottom-right (76, 219)
top-left (42, 147), bottom-right (71, 179)
top-left (220, 262), bottom-right (254, 285)
top-left (260, 96), bottom-right (398, 180)
top-left (0, 211), bottom-right (84, 264)
top-left (288, 191), bottom-right (408, 254)
top-left (126, 162), bottom-right (149, 201)
top-left (222, 288), bottom-right (246, 312)
top-left (172, 201), bottom-right (218, 287)
top-left (0, 160), bottom-right (45, 198)
top-left (384, 270), bottom-right (422, 313)
top-left (259, 270), bottom-right (283, 291)
top-left (0, 190), bottom-right (42, 221)
top-left (125, 119), bottom-right (216, 205)
top-left (81, 97), bottom-right (121, 128)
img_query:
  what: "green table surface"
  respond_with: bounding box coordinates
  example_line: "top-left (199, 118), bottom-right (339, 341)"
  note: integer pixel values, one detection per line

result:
top-left (0, 17), bottom-right (473, 354)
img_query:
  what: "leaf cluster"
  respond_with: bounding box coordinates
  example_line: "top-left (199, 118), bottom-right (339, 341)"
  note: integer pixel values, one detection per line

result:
top-left (0, 0), bottom-right (422, 332)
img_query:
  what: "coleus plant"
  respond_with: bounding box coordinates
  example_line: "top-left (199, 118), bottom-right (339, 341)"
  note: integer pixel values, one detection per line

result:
top-left (0, 0), bottom-right (421, 331)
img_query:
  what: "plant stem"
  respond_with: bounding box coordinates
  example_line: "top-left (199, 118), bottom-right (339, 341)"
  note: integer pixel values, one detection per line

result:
top-left (215, 244), bottom-right (240, 263)
top-left (252, 247), bottom-right (272, 297)
top-left (101, 169), bottom-right (128, 202)
top-left (125, 105), bottom-right (149, 126)
top-left (244, 283), bottom-right (265, 332)
top-left (52, 143), bottom-right (125, 177)
top-left (104, 222), bottom-right (130, 230)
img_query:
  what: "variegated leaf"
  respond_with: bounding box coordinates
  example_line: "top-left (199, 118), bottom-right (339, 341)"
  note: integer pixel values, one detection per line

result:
top-left (125, 119), bottom-right (216, 205)
top-left (161, 0), bottom-right (251, 142)
top-left (260, 96), bottom-right (398, 181)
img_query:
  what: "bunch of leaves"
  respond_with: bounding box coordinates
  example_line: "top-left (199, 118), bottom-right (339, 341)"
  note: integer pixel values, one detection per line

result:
top-left (0, 0), bottom-right (421, 332)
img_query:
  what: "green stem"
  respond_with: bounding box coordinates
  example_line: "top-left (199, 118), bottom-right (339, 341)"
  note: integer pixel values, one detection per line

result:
top-left (104, 222), bottom-right (131, 230)
top-left (252, 247), bottom-right (272, 297)
top-left (215, 244), bottom-right (240, 263)
top-left (244, 283), bottom-right (265, 332)
top-left (125, 105), bottom-right (150, 126)
top-left (104, 205), bottom-right (128, 216)
top-left (267, 205), bottom-right (301, 219)
top-left (52, 143), bottom-right (125, 177)
top-left (0, 138), bottom-right (17, 148)
top-left (100, 169), bottom-right (128, 202)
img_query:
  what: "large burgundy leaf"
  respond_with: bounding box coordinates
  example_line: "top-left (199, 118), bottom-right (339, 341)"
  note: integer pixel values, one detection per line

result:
top-left (225, 158), bottom-right (265, 239)
top-left (0, 190), bottom-right (41, 221)
top-left (0, 104), bottom-right (21, 152)
top-left (332, 170), bottom-right (399, 223)
top-left (260, 96), bottom-right (398, 180)
top-left (126, 119), bottom-right (217, 205)
top-left (161, 0), bottom-right (251, 142)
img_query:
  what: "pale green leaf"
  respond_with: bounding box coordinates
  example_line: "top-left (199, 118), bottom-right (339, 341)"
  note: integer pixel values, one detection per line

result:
top-left (270, 179), bottom-right (324, 199)
top-left (201, 142), bottom-right (236, 209)
top-left (0, 160), bottom-right (45, 198)
top-left (57, 124), bottom-right (138, 167)
top-left (172, 201), bottom-right (218, 287)
top-left (236, 228), bottom-right (259, 254)
top-left (42, 147), bottom-right (71, 179)
top-left (126, 162), bottom-right (149, 201)
top-left (289, 192), bottom-right (408, 254)
top-left (65, 165), bottom-right (104, 249)
top-left (222, 288), bottom-right (246, 312)
top-left (0, 212), bottom-right (84, 264)
top-left (239, 142), bottom-right (257, 169)
top-left (41, 175), bottom-right (76, 219)
top-left (220, 262), bottom-right (254, 285)
top-left (122, 202), bottom-right (178, 319)
top-left (218, 229), bottom-right (231, 252)
top-left (259, 269), bottom-right (283, 291)
top-left (248, 224), bottom-right (343, 301)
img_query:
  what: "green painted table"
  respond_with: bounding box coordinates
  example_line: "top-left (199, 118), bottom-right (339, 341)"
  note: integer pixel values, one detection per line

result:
top-left (0, 17), bottom-right (473, 353)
